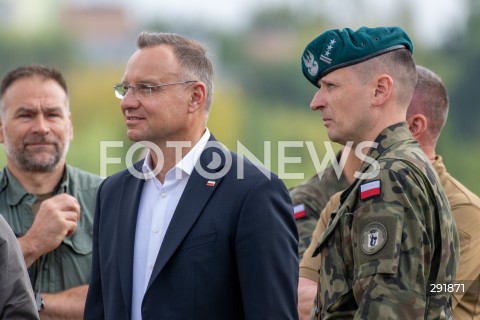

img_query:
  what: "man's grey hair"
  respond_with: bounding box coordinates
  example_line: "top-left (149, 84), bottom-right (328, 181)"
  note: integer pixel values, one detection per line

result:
top-left (137, 31), bottom-right (214, 114)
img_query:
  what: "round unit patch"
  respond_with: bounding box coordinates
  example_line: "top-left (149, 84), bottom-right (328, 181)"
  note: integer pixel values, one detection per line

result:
top-left (361, 222), bottom-right (387, 255)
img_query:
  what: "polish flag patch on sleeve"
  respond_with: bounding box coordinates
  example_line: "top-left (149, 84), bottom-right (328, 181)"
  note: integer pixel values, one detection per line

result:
top-left (293, 203), bottom-right (307, 219)
top-left (360, 180), bottom-right (381, 200)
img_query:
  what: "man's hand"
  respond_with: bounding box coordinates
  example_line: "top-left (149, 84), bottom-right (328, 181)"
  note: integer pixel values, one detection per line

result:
top-left (298, 276), bottom-right (318, 320)
top-left (19, 194), bottom-right (80, 267)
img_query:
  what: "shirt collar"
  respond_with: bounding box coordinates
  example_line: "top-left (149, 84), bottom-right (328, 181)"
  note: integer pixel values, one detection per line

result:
top-left (142, 128), bottom-right (211, 180)
top-left (2, 165), bottom-right (69, 206)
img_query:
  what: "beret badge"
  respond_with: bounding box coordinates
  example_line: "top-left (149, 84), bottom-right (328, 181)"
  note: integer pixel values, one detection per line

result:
top-left (302, 50), bottom-right (319, 77)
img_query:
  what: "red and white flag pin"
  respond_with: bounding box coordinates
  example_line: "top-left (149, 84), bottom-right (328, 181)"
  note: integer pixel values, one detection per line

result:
top-left (206, 180), bottom-right (216, 187)
top-left (360, 180), bottom-right (381, 200)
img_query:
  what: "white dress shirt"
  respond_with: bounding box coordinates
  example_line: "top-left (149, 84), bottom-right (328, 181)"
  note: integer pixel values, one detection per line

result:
top-left (131, 129), bottom-right (211, 320)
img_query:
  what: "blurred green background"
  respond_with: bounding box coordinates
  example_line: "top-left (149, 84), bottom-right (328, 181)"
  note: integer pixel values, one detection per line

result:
top-left (0, 0), bottom-right (479, 193)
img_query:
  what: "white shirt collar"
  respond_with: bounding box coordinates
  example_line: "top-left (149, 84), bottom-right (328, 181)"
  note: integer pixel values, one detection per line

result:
top-left (141, 128), bottom-right (211, 180)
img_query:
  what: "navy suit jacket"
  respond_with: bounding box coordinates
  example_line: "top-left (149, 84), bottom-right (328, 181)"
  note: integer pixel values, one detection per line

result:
top-left (85, 137), bottom-right (299, 319)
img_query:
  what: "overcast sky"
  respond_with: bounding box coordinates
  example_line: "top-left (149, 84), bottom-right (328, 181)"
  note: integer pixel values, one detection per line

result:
top-left (66, 0), bottom-right (469, 47)
top-left (122, 0), bottom-right (467, 47)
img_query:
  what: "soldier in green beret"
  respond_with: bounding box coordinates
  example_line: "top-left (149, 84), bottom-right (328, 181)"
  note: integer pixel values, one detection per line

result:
top-left (298, 64), bottom-right (480, 319)
top-left (299, 26), bottom-right (459, 319)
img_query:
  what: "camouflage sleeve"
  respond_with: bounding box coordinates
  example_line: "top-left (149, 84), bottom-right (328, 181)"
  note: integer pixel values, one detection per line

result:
top-left (351, 169), bottom-right (441, 319)
top-left (290, 183), bottom-right (325, 259)
top-left (299, 192), bottom-right (341, 281)
top-left (290, 169), bottom-right (348, 259)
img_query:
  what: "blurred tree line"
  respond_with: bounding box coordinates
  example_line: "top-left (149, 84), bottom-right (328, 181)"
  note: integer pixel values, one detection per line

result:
top-left (0, 1), bottom-right (479, 194)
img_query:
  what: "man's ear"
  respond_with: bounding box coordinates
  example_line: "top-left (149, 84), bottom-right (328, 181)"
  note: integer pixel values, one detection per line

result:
top-left (371, 74), bottom-right (393, 106)
top-left (188, 82), bottom-right (206, 113)
top-left (406, 113), bottom-right (428, 139)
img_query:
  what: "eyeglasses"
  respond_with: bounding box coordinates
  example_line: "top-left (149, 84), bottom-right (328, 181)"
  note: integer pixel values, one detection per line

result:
top-left (113, 81), bottom-right (197, 99)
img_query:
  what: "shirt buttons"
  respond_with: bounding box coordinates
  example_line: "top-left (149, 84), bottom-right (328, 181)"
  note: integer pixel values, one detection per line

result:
top-left (153, 227), bottom-right (160, 233)
top-left (149, 264), bottom-right (154, 270)
top-left (161, 193), bottom-right (167, 199)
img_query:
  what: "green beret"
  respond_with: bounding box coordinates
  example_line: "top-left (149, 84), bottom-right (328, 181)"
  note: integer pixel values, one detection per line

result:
top-left (301, 26), bottom-right (413, 87)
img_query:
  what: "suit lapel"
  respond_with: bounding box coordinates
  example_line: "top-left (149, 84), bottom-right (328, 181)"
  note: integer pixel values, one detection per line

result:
top-left (146, 138), bottom-right (228, 290)
top-left (116, 162), bottom-right (145, 316)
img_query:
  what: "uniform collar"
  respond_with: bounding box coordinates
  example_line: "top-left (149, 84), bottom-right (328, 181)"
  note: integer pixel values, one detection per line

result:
top-left (1, 165), bottom-right (69, 206)
top-left (346, 122), bottom-right (415, 201)
top-left (432, 155), bottom-right (444, 172)
top-left (340, 122), bottom-right (417, 205)
top-left (432, 155), bottom-right (447, 181)
top-left (364, 122), bottom-right (413, 162)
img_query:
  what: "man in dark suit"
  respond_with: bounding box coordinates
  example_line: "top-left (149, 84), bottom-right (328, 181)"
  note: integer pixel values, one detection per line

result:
top-left (84, 31), bottom-right (299, 320)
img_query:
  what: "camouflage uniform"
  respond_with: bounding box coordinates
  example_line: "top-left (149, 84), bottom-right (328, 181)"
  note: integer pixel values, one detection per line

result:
top-left (289, 153), bottom-right (349, 259)
top-left (312, 123), bottom-right (459, 319)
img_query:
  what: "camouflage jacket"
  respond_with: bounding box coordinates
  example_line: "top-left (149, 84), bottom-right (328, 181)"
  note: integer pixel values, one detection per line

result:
top-left (289, 153), bottom-right (349, 259)
top-left (313, 123), bottom-right (459, 320)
